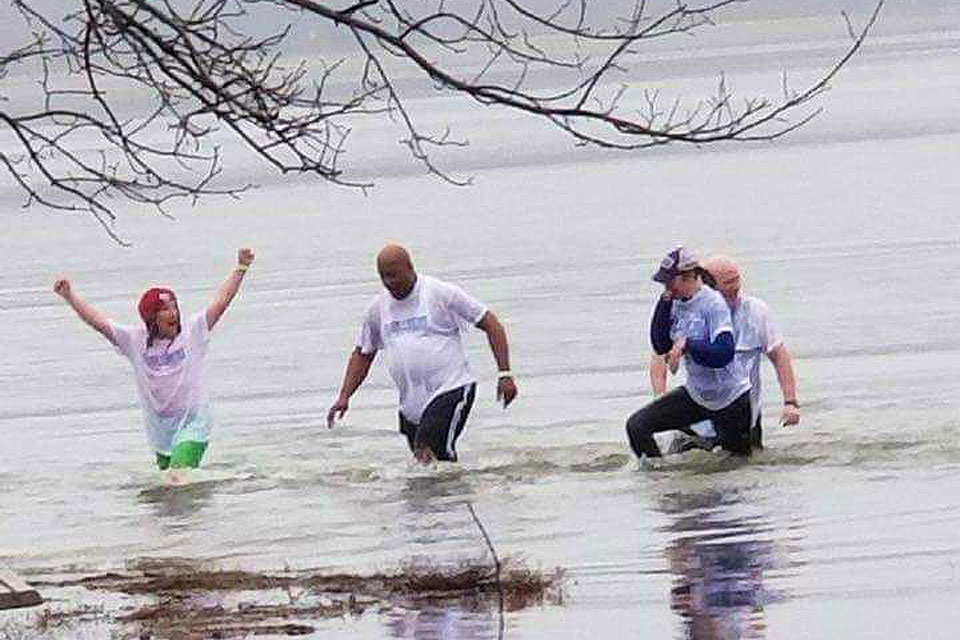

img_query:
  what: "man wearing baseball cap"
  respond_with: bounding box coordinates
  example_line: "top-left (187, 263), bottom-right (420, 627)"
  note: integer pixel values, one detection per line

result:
top-left (626, 245), bottom-right (753, 460)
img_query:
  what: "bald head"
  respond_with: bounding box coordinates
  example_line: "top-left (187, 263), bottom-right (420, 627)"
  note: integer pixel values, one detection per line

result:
top-left (377, 244), bottom-right (417, 299)
top-left (377, 244), bottom-right (412, 271)
top-left (702, 255), bottom-right (739, 280)
top-left (701, 254), bottom-right (741, 307)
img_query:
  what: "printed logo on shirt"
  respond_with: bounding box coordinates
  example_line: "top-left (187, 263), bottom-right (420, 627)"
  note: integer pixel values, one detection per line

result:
top-left (385, 315), bottom-right (429, 337)
top-left (674, 314), bottom-right (707, 341)
top-left (144, 347), bottom-right (186, 371)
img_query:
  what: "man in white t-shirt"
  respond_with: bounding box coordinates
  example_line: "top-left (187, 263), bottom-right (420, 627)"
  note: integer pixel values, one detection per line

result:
top-left (657, 255), bottom-right (801, 453)
top-left (702, 255), bottom-right (800, 447)
top-left (54, 248), bottom-right (255, 471)
top-left (327, 245), bottom-right (518, 463)
top-left (626, 246), bottom-right (753, 459)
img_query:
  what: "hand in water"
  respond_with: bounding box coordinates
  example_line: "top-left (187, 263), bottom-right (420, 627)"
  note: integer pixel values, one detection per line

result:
top-left (780, 403), bottom-right (801, 426)
top-left (327, 397), bottom-right (349, 428)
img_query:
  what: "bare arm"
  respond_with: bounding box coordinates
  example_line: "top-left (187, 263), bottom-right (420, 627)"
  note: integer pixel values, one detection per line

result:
top-left (476, 310), bottom-right (517, 407)
top-left (666, 336), bottom-right (687, 375)
top-left (327, 347), bottom-right (376, 427)
top-left (206, 248), bottom-right (255, 331)
top-left (650, 353), bottom-right (668, 396)
top-left (53, 279), bottom-right (114, 344)
top-left (767, 344), bottom-right (800, 425)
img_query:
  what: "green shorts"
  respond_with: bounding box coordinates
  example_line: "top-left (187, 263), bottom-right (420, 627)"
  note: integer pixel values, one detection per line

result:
top-left (156, 441), bottom-right (208, 470)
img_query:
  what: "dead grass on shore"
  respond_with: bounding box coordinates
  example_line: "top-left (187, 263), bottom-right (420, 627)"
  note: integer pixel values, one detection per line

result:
top-left (22, 557), bottom-right (563, 639)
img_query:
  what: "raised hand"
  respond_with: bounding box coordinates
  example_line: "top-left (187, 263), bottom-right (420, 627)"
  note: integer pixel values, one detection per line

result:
top-left (206, 248), bottom-right (256, 331)
top-left (52, 279), bottom-right (113, 341)
top-left (53, 279), bottom-right (72, 300)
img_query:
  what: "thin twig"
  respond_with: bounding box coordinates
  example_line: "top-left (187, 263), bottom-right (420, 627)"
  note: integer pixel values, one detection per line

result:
top-left (467, 502), bottom-right (504, 640)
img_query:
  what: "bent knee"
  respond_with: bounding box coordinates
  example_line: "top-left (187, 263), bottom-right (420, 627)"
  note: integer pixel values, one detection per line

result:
top-left (626, 409), bottom-right (651, 437)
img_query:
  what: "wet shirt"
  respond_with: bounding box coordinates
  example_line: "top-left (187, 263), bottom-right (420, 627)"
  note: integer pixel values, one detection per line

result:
top-left (357, 275), bottom-right (487, 423)
top-left (732, 295), bottom-right (781, 425)
top-left (669, 286), bottom-right (751, 410)
top-left (109, 312), bottom-right (212, 454)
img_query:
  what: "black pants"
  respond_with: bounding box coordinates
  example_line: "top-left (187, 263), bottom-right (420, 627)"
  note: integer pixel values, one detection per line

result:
top-left (399, 383), bottom-right (476, 462)
top-left (752, 412), bottom-right (763, 450)
top-left (626, 387), bottom-right (753, 458)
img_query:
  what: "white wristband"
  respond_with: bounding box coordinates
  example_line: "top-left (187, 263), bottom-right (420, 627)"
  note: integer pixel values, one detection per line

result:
top-left (497, 370), bottom-right (513, 379)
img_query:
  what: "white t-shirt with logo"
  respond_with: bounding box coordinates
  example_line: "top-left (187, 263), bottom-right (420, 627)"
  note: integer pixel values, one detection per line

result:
top-left (669, 286), bottom-right (751, 411)
top-left (732, 295), bottom-right (782, 426)
top-left (357, 275), bottom-right (487, 423)
top-left (108, 312), bottom-right (212, 454)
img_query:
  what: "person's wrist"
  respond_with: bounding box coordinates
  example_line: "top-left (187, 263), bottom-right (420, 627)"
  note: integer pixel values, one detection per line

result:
top-left (497, 370), bottom-right (513, 380)
top-left (236, 263), bottom-right (249, 273)
top-left (784, 399), bottom-right (799, 408)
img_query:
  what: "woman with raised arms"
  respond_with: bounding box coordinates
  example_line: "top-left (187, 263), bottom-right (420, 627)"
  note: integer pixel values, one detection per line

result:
top-left (53, 248), bottom-right (255, 475)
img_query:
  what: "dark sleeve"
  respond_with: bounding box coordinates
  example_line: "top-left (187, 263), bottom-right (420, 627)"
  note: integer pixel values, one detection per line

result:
top-left (650, 296), bottom-right (674, 355)
top-left (686, 331), bottom-right (734, 368)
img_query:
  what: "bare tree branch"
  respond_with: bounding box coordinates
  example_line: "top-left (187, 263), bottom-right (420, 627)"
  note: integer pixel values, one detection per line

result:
top-left (0, 0), bottom-right (885, 241)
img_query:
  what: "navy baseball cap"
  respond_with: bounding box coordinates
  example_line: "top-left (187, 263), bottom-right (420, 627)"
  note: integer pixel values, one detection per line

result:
top-left (652, 246), bottom-right (699, 283)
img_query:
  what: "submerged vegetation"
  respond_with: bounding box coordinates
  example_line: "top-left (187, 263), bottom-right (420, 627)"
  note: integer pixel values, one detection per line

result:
top-left (10, 556), bottom-right (563, 639)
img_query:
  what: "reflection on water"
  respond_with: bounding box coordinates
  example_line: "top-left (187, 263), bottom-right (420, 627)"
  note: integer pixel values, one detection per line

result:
top-left (383, 604), bottom-right (498, 640)
top-left (138, 480), bottom-right (215, 520)
top-left (399, 470), bottom-right (476, 516)
top-left (393, 474), bottom-right (501, 640)
top-left (661, 489), bottom-right (782, 640)
top-left (388, 473), bottom-right (514, 640)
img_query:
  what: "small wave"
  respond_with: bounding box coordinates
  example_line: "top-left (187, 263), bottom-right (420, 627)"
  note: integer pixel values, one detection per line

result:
top-left (327, 466), bottom-right (384, 484)
top-left (568, 453), bottom-right (631, 473)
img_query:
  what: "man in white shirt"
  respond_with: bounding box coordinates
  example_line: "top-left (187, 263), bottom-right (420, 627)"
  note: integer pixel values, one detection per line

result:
top-left (702, 255), bottom-right (800, 448)
top-left (327, 245), bottom-right (517, 463)
top-left (657, 255), bottom-right (801, 453)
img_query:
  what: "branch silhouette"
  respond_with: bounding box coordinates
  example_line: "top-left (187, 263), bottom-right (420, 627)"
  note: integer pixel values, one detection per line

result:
top-left (1, 0), bottom-right (884, 240)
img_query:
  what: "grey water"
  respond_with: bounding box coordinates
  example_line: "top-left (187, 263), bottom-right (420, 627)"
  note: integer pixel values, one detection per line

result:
top-left (2, 0), bottom-right (960, 637)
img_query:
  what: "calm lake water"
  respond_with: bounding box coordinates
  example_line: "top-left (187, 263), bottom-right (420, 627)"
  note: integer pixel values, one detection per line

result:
top-left (2, 1), bottom-right (960, 638)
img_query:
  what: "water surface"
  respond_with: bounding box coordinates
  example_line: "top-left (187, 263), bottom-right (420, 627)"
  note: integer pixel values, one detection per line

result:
top-left (2, 2), bottom-right (960, 638)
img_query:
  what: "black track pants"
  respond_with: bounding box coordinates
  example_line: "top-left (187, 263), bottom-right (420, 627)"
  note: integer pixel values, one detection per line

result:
top-left (399, 383), bottom-right (477, 462)
top-left (626, 387), bottom-right (752, 458)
